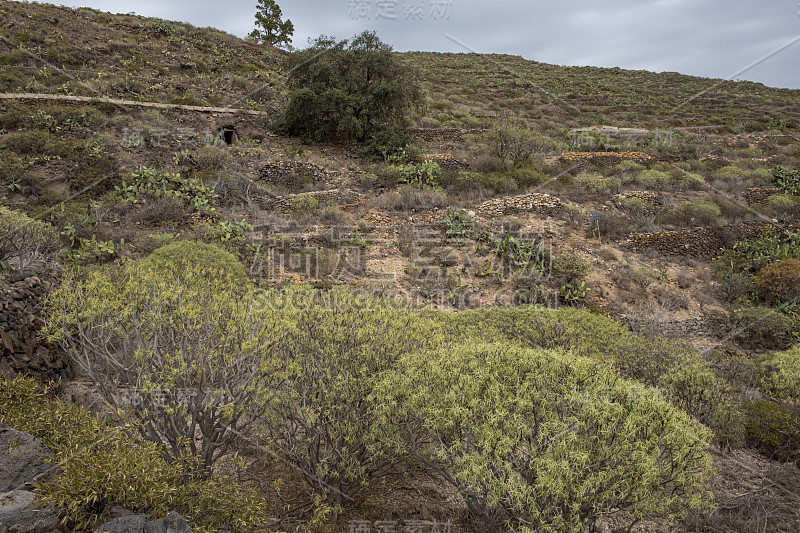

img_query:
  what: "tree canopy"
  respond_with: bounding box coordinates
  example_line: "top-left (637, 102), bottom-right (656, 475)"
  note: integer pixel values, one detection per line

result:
top-left (277, 31), bottom-right (421, 142)
top-left (249, 0), bottom-right (293, 47)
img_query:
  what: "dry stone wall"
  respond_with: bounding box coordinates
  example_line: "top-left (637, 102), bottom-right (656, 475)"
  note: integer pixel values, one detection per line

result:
top-left (410, 127), bottom-right (488, 143)
top-left (255, 189), bottom-right (363, 213)
top-left (742, 187), bottom-right (783, 205)
top-left (476, 193), bottom-right (564, 218)
top-left (623, 222), bottom-right (780, 259)
top-left (0, 272), bottom-right (66, 382)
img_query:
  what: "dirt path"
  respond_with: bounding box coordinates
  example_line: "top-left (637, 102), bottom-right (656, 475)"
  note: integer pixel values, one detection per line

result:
top-left (0, 92), bottom-right (271, 116)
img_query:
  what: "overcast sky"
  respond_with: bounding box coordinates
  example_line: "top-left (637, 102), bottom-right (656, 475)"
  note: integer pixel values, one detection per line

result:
top-left (55, 0), bottom-right (800, 89)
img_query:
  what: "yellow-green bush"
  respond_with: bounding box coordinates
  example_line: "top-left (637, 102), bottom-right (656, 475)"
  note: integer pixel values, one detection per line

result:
top-left (435, 306), bottom-right (695, 386)
top-left (45, 242), bottom-right (275, 471)
top-left (290, 192), bottom-right (319, 212)
top-left (573, 172), bottom-right (619, 194)
top-left (764, 193), bottom-right (800, 219)
top-left (658, 359), bottom-right (743, 446)
top-left (710, 307), bottom-right (797, 350)
top-left (376, 344), bottom-right (714, 532)
top-left (0, 376), bottom-right (267, 532)
top-left (748, 346), bottom-right (800, 453)
top-left (635, 169), bottom-right (671, 189)
top-left (0, 206), bottom-right (60, 270)
top-left (257, 287), bottom-right (444, 507)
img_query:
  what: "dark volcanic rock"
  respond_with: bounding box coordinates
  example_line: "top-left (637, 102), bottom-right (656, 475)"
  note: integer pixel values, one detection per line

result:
top-left (95, 512), bottom-right (191, 533)
top-left (0, 426), bottom-right (54, 492)
top-left (0, 490), bottom-right (61, 533)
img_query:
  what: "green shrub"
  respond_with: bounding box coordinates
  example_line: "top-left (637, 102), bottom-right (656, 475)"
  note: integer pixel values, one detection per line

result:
top-left (141, 240), bottom-right (249, 288)
top-left (277, 31), bottom-right (421, 142)
top-left (0, 129), bottom-right (69, 156)
top-left (658, 359), bottom-right (742, 445)
top-left (191, 144), bottom-right (232, 175)
top-left (290, 192), bottom-right (319, 212)
top-left (0, 376), bottom-right (267, 532)
top-left (377, 344), bottom-right (714, 532)
top-left (551, 252), bottom-right (591, 281)
top-left (484, 118), bottom-right (557, 167)
top-left (257, 287), bottom-right (444, 506)
top-left (636, 169), bottom-right (670, 189)
top-left (631, 266), bottom-right (660, 288)
top-left (743, 399), bottom-right (800, 451)
top-left (115, 167), bottom-right (218, 216)
top-left (771, 165), bottom-right (800, 195)
top-left (710, 307), bottom-right (797, 350)
top-left (764, 194), bottom-right (800, 219)
top-left (358, 129), bottom-right (417, 162)
top-left (673, 172), bottom-right (705, 189)
top-left (753, 258), bottom-right (800, 305)
top-left (615, 160), bottom-right (644, 181)
top-left (436, 306), bottom-right (695, 386)
top-left (45, 244), bottom-right (268, 472)
top-left (756, 345), bottom-right (800, 452)
top-left (712, 165), bottom-right (748, 182)
top-left (616, 196), bottom-right (652, 216)
top-left (573, 172), bottom-right (619, 194)
top-left (758, 345), bottom-right (800, 406)
top-left (0, 206), bottom-right (60, 270)
top-left (677, 200), bottom-right (721, 226)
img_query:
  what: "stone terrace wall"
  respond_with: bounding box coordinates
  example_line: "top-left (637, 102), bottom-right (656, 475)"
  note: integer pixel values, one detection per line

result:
top-left (476, 193), bottom-right (564, 218)
top-left (255, 189), bottom-right (363, 213)
top-left (0, 272), bottom-right (66, 382)
top-left (623, 222), bottom-right (778, 259)
top-left (410, 128), bottom-right (488, 143)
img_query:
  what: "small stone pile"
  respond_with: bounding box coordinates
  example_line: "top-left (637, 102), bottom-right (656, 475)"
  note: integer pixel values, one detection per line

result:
top-left (613, 190), bottom-right (661, 207)
top-left (257, 161), bottom-right (325, 187)
top-left (360, 209), bottom-right (394, 226)
top-left (410, 127), bottom-right (488, 143)
top-left (559, 151), bottom-right (657, 163)
top-left (0, 272), bottom-right (66, 382)
top-left (476, 193), bottom-right (564, 218)
top-left (257, 189), bottom-right (363, 213)
top-left (742, 187), bottom-right (783, 205)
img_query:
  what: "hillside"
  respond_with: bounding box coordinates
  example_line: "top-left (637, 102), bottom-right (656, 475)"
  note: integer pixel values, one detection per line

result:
top-left (1, 1), bottom-right (800, 532)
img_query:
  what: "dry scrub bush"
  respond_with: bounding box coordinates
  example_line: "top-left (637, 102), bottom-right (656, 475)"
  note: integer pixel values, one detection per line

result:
top-left (256, 287), bottom-right (444, 506)
top-left (377, 344), bottom-right (714, 533)
top-left (753, 258), bottom-right (800, 305)
top-left (45, 241), bottom-right (274, 472)
top-left (0, 376), bottom-right (267, 532)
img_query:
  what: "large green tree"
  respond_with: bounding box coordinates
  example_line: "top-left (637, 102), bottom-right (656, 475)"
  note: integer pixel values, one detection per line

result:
top-left (249, 0), bottom-right (293, 47)
top-left (277, 31), bottom-right (421, 142)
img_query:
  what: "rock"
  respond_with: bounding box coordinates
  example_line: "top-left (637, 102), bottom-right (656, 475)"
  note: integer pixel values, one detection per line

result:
top-left (95, 512), bottom-right (191, 533)
top-left (95, 514), bottom-right (147, 533)
top-left (0, 269), bottom-right (66, 381)
top-left (0, 426), bottom-right (54, 492)
top-left (0, 490), bottom-right (61, 533)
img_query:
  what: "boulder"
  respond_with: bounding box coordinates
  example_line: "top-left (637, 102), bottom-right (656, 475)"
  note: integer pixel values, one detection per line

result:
top-left (0, 490), bottom-right (61, 533)
top-left (0, 426), bottom-right (54, 492)
top-left (95, 512), bottom-right (191, 533)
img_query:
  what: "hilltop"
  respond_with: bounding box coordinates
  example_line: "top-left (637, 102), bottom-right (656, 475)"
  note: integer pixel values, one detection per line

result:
top-left (1, 1), bottom-right (800, 532)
